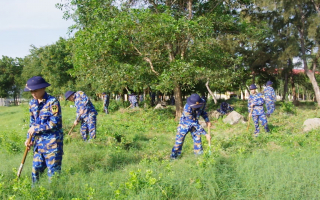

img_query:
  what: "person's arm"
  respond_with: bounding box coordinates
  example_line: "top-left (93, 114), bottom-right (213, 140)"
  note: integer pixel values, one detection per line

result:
top-left (25, 104), bottom-right (35, 148)
top-left (200, 106), bottom-right (210, 123)
top-left (28, 104), bottom-right (36, 135)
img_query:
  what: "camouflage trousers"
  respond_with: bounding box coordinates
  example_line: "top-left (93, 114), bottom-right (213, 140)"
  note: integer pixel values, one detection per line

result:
top-left (170, 122), bottom-right (206, 159)
top-left (32, 150), bottom-right (62, 183)
top-left (131, 102), bottom-right (139, 108)
top-left (252, 114), bottom-right (269, 135)
top-left (81, 114), bottom-right (97, 141)
top-left (265, 101), bottom-right (275, 115)
top-left (104, 106), bottom-right (109, 114)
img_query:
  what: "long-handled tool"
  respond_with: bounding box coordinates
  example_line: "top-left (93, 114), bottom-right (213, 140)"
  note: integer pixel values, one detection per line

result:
top-left (206, 123), bottom-right (212, 155)
top-left (68, 116), bottom-right (81, 135)
top-left (17, 135), bottom-right (33, 178)
top-left (246, 107), bottom-right (253, 131)
top-left (126, 104), bottom-right (132, 110)
top-left (208, 123), bottom-right (211, 147)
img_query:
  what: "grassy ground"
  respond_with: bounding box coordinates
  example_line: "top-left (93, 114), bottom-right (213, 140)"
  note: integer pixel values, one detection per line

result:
top-left (1, 99), bottom-right (320, 199)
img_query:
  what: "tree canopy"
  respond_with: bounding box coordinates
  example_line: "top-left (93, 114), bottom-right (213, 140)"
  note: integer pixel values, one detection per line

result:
top-left (1, 0), bottom-right (320, 115)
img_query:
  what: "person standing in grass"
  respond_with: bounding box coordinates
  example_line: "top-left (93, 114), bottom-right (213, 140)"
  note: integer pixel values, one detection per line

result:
top-left (65, 90), bottom-right (97, 141)
top-left (263, 80), bottom-right (276, 117)
top-left (248, 84), bottom-right (270, 136)
top-left (102, 92), bottom-right (110, 114)
top-left (170, 93), bottom-right (212, 159)
top-left (24, 76), bottom-right (63, 184)
top-left (129, 92), bottom-right (139, 108)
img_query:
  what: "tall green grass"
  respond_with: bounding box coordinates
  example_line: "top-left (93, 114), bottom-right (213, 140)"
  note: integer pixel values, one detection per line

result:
top-left (1, 100), bottom-right (320, 199)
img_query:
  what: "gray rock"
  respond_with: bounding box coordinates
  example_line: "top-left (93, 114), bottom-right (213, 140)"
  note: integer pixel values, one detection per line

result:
top-left (223, 111), bottom-right (244, 125)
top-left (303, 118), bottom-right (320, 132)
top-left (154, 103), bottom-right (166, 109)
top-left (210, 110), bottom-right (222, 119)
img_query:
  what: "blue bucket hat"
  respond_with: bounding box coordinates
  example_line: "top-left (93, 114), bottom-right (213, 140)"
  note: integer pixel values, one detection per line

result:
top-left (65, 91), bottom-right (75, 100)
top-left (266, 81), bottom-right (273, 86)
top-left (187, 93), bottom-right (204, 108)
top-left (249, 84), bottom-right (257, 90)
top-left (24, 76), bottom-right (51, 92)
top-left (102, 92), bottom-right (106, 95)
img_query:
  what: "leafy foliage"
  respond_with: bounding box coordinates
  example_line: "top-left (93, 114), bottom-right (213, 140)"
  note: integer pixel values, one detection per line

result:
top-left (0, 56), bottom-right (23, 100)
top-left (279, 101), bottom-right (297, 115)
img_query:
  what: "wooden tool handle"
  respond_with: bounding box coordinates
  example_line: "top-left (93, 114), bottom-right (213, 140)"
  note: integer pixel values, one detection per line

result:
top-left (17, 136), bottom-right (32, 178)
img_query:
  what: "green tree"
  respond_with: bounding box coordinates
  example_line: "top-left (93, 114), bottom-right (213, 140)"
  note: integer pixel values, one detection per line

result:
top-left (21, 38), bottom-right (75, 97)
top-left (0, 56), bottom-right (23, 104)
top-left (254, 0), bottom-right (320, 106)
top-left (59, 0), bottom-right (249, 118)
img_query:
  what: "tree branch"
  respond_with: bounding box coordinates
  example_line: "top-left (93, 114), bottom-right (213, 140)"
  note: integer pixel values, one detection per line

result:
top-left (148, 0), bottom-right (159, 13)
top-left (311, 0), bottom-right (320, 13)
top-left (132, 44), bottom-right (159, 76)
top-left (208, 0), bottom-right (223, 13)
top-left (205, 79), bottom-right (217, 104)
top-left (166, 43), bottom-right (175, 62)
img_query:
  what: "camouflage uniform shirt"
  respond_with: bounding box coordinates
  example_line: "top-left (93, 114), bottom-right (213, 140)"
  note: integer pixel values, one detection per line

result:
top-left (263, 86), bottom-right (276, 102)
top-left (74, 91), bottom-right (97, 120)
top-left (248, 93), bottom-right (265, 116)
top-left (28, 92), bottom-right (63, 154)
top-left (179, 103), bottom-right (209, 135)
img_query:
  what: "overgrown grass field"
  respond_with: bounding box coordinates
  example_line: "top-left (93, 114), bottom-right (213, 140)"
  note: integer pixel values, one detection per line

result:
top-left (1, 99), bottom-right (320, 199)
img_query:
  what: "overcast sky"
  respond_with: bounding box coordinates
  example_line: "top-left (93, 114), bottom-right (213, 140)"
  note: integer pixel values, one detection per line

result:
top-left (0, 0), bottom-right (74, 58)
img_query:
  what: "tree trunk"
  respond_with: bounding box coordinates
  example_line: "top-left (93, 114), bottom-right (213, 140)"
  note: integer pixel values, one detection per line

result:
top-left (187, 0), bottom-right (192, 20)
top-left (245, 85), bottom-right (250, 99)
top-left (297, 84), bottom-right (300, 101)
top-left (240, 86), bottom-right (245, 100)
top-left (282, 69), bottom-right (288, 101)
top-left (121, 93), bottom-right (125, 103)
top-left (174, 84), bottom-right (183, 120)
top-left (205, 80), bottom-right (217, 104)
top-left (291, 76), bottom-right (297, 101)
top-left (298, 24), bottom-right (320, 106)
top-left (305, 70), bottom-right (320, 105)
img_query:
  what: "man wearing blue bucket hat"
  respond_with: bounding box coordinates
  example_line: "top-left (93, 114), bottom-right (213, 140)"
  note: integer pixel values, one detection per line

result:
top-left (170, 93), bottom-right (212, 159)
top-left (24, 76), bottom-right (63, 183)
top-left (263, 81), bottom-right (276, 117)
top-left (65, 90), bottom-right (97, 141)
top-left (248, 84), bottom-right (269, 136)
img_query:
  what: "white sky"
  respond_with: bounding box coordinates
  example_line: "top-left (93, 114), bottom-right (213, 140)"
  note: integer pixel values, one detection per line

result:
top-left (0, 0), bottom-right (74, 58)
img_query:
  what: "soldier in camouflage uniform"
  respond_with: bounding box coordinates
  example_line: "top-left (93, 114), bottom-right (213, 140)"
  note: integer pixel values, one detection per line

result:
top-left (24, 76), bottom-right (63, 183)
top-left (248, 84), bottom-right (270, 136)
top-left (263, 80), bottom-right (276, 117)
top-left (129, 93), bottom-right (139, 108)
top-left (65, 91), bottom-right (97, 141)
top-left (170, 93), bottom-right (212, 159)
top-left (217, 101), bottom-right (234, 115)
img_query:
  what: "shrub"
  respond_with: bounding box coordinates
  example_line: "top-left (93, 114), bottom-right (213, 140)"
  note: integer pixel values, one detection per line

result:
top-left (280, 101), bottom-right (296, 115)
